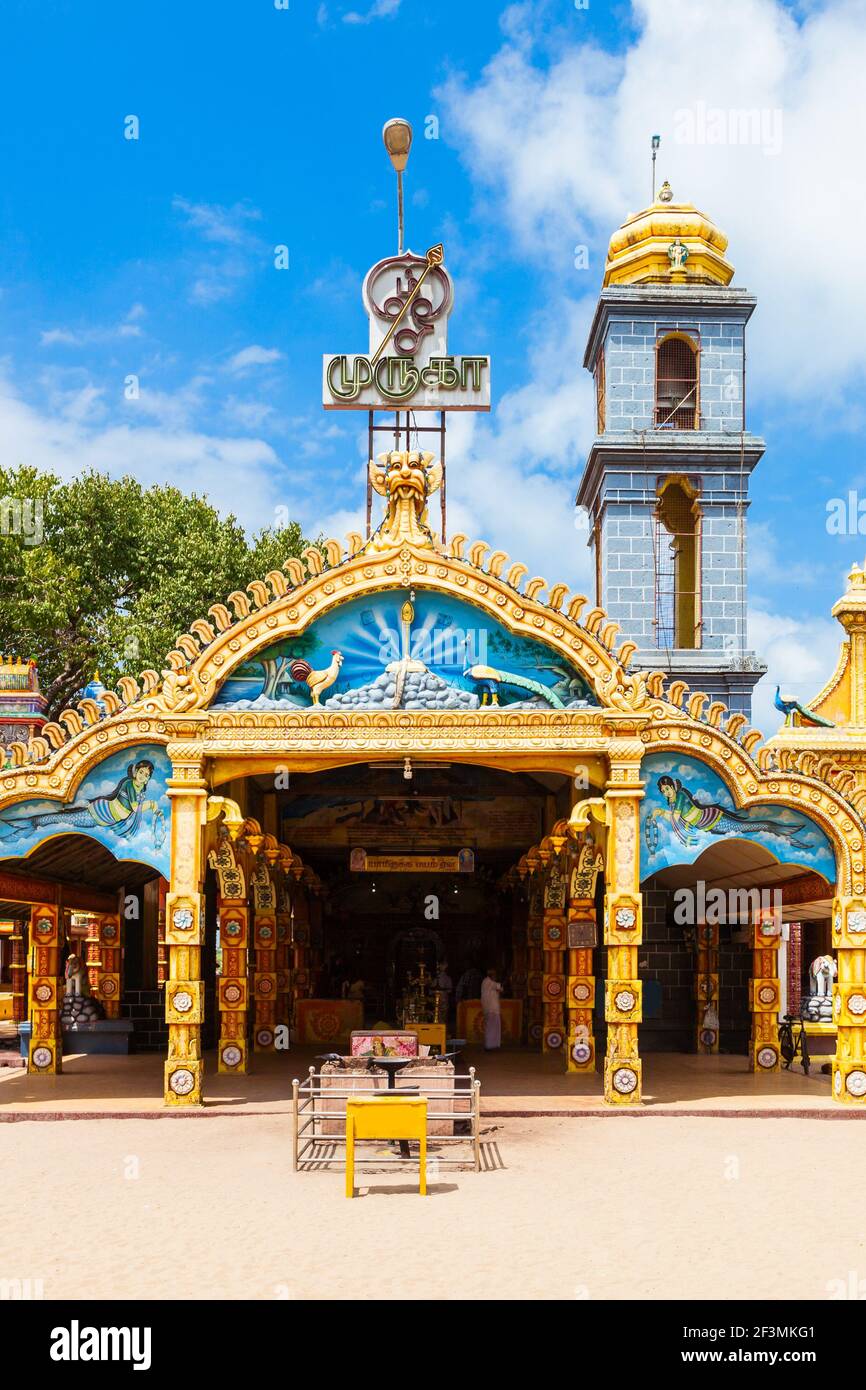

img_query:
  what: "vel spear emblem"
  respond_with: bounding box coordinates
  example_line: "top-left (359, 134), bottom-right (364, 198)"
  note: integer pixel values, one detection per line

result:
top-left (371, 244), bottom-right (445, 366)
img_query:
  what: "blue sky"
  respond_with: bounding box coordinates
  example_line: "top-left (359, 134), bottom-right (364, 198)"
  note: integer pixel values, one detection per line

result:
top-left (0, 0), bottom-right (864, 732)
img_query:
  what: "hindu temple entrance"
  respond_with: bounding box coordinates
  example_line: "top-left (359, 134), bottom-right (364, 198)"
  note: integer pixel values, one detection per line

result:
top-left (236, 759), bottom-right (576, 1046)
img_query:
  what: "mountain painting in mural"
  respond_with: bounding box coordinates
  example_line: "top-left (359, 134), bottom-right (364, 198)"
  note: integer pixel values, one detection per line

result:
top-left (0, 743), bottom-right (171, 876)
top-left (640, 752), bottom-right (836, 882)
top-left (211, 591), bottom-right (597, 712)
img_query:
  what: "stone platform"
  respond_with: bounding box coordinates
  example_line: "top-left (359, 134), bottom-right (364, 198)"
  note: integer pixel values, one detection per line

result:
top-left (17, 1019), bottom-right (133, 1057)
top-left (0, 1046), bottom-right (854, 1120)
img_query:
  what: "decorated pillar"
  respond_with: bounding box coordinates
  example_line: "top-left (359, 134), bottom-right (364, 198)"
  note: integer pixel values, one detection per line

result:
top-left (525, 870), bottom-right (544, 1048)
top-left (831, 896), bottom-right (866, 1103)
top-left (209, 834), bottom-right (249, 1075)
top-left (276, 870), bottom-right (292, 1036)
top-left (251, 861), bottom-right (279, 1052)
top-left (27, 904), bottom-right (63, 1074)
top-left (695, 921), bottom-right (720, 1053)
top-left (157, 877), bottom-right (168, 990)
top-left (566, 836), bottom-right (604, 1073)
top-left (749, 902), bottom-right (782, 1073)
top-left (84, 913), bottom-right (101, 1003)
top-left (96, 913), bottom-right (122, 1017)
top-left (541, 850), bottom-right (567, 1053)
top-left (602, 744), bottom-right (644, 1104)
top-left (786, 921), bottom-right (803, 1018)
top-left (163, 749), bottom-right (208, 1106)
top-left (10, 918), bottom-right (27, 1025)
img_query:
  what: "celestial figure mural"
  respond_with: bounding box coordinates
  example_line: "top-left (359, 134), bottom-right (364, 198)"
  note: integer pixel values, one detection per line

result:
top-left (649, 775), bottom-right (814, 849)
top-left (0, 743), bottom-right (170, 875)
top-left (640, 753), bottom-right (835, 881)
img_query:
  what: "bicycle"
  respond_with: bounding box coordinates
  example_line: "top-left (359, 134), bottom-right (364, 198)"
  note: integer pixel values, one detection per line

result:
top-left (778, 1012), bottom-right (810, 1076)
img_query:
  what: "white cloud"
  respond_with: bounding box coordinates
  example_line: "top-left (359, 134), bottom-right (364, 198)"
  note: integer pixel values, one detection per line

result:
top-left (0, 372), bottom-right (283, 533)
top-left (436, 0), bottom-right (866, 403)
top-left (173, 198), bottom-right (266, 305)
top-left (221, 396), bottom-right (279, 432)
top-left (172, 197), bottom-right (262, 247)
top-left (123, 376), bottom-right (212, 430)
top-left (188, 259), bottom-right (249, 306)
top-left (749, 605), bottom-right (844, 736)
top-left (226, 345), bottom-right (284, 373)
top-left (343, 0), bottom-right (401, 24)
top-left (40, 306), bottom-right (145, 347)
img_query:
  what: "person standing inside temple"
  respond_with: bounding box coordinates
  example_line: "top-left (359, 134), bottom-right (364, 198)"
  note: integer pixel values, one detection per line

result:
top-left (481, 966), bottom-right (502, 1051)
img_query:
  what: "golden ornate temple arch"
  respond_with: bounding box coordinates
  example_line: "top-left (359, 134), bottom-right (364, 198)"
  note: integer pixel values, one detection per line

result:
top-left (2, 454), bottom-right (866, 1103)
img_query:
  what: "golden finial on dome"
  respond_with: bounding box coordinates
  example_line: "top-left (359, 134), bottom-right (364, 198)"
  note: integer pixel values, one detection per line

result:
top-left (658, 180), bottom-right (673, 204)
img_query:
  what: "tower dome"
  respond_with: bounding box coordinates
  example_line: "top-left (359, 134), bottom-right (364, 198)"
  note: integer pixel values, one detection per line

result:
top-left (602, 182), bottom-right (735, 288)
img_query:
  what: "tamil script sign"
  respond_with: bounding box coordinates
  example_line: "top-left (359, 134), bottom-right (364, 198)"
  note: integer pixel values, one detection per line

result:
top-left (323, 353), bottom-right (489, 410)
top-left (323, 244), bottom-right (490, 412)
top-left (350, 848), bottom-right (475, 873)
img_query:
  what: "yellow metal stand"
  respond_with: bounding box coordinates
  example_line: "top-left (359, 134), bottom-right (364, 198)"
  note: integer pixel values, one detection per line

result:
top-left (411, 1021), bottom-right (446, 1054)
top-left (345, 1095), bottom-right (428, 1198)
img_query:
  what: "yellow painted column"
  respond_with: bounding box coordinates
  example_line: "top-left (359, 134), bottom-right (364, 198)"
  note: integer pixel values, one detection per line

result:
top-left (208, 833), bottom-right (249, 1073)
top-left (252, 861), bottom-right (278, 1054)
top-left (84, 914), bottom-right (102, 1005)
top-left (164, 751), bottom-right (208, 1106)
top-left (217, 898), bottom-right (250, 1073)
top-left (542, 855), bottom-right (567, 1053)
top-left (10, 919), bottom-right (27, 1026)
top-left (603, 745), bottom-right (644, 1105)
top-left (832, 896), bottom-right (866, 1103)
top-left (27, 904), bottom-right (63, 1074)
top-left (526, 877), bottom-right (544, 1048)
top-left (695, 921), bottom-right (720, 1053)
top-left (96, 913), bottom-right (122, 1017)
top-left (276, 877), bottom-right (292, 1038)
top-left (566, 836), bottom-right (604, 1073)
top-left (749, 904), bottom-right (782, 1072)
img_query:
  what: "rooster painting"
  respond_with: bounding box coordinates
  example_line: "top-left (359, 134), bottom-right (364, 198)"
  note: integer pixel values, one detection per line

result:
top-left (290, 650), bottom-right (344, 705)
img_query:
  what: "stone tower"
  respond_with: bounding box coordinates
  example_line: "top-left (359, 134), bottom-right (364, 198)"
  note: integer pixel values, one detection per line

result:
top-left (577, 182), bottom-right (766, 716)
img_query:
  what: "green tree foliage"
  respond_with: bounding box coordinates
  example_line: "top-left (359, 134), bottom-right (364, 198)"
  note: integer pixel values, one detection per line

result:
top-left (0, 466), bottom-right (309, 717)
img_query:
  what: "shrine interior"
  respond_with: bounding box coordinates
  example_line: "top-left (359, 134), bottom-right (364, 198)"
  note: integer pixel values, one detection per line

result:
top-left (255, 761), bottom-right (572, 1026)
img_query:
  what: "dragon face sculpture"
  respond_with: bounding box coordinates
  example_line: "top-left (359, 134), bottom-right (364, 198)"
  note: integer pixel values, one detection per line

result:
top-left (367, 449), bottom-right (443, 551)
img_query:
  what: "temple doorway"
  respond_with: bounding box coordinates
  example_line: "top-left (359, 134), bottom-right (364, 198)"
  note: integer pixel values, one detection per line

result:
top-left (0, 833), bottom-right (166, 1065)
top-left (237, 759), bottom-right (578, 1042)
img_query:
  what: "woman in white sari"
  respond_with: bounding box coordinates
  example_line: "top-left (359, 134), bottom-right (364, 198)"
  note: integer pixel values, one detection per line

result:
top-left (481, 968), bottom-right (502, 1051)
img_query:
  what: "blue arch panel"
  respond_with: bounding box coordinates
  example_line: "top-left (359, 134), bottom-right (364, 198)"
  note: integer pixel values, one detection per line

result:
top-left (210, 589), bottom-right (597, 711)
top-left (0, 743), bottom-right (171, 877)
top-left (640, 752), bottom-right (835, 883)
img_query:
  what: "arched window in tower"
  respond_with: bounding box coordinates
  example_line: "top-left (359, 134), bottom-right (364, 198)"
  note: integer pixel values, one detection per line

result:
top-left (595, 352), bottom-right (605, 432)
top-left (653, 478), bottom-right (702, 650)
top-left (655, 333), bottom-right (699, 430)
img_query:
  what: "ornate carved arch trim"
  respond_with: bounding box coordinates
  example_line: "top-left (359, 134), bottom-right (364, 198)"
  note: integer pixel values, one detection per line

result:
top-left (139, 544), bottom-right (632, 715)
top-left (0, 721), bottom-right (172, 812)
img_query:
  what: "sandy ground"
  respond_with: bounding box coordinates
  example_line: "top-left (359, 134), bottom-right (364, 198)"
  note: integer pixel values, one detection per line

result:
top-left (2, 1113), bottom-right (864, 1300)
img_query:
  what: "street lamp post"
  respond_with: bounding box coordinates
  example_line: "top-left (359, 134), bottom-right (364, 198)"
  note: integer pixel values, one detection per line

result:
top-left (382, 117), bottom-right (413, 254)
